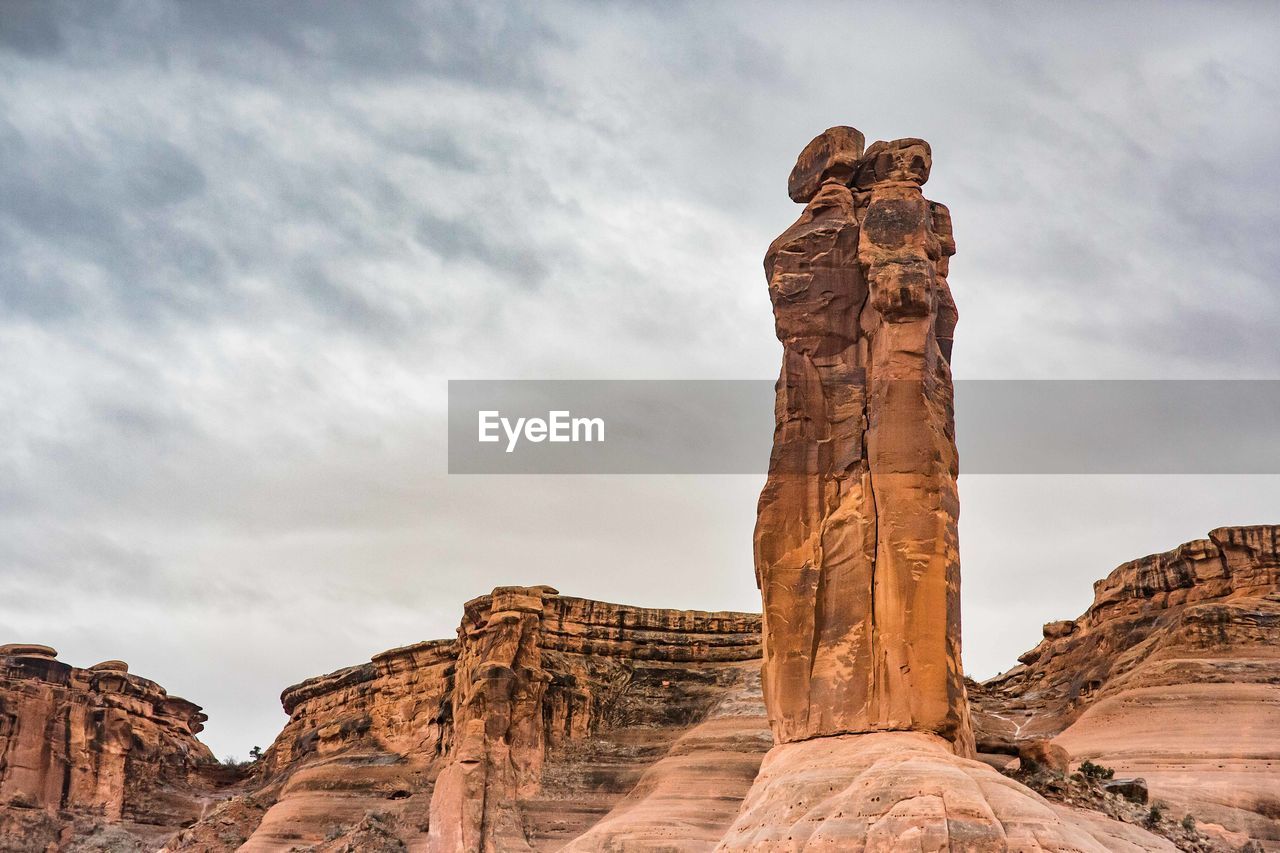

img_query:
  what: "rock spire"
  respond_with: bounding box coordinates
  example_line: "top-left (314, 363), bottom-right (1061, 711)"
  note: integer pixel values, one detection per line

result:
top-left (754, 125), bottom-right (971, 752)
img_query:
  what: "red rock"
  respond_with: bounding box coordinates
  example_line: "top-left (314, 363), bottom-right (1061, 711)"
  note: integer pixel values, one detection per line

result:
top-left (786, 125), bottom-right (865, 203)
top-left (0, 646), bottom-right (227, 849)
top-left (1103, 777), bottom-right (1150, 804)
top-left (164, 587), bottom-right (763, 852)
top-left (854, 137), bottom-right (932, 187)
top-left (977, 525), bottom-right (1280, 846)
top-left (714, 732), bottom-right (1176, 852)
top-left (89, 660), bottom-right (130, 673)
top-left (725, 126), bottom-right (1184, 853)
top-left (1043, 620), bottom-right (1076, 639)
top-left (0, 644), bottom-right (57, 658)
top-left (559, 665), bottom-right (770, 852)
top-left (755, 125), bottom-right (970, 751)
top-left (1018, 738), bottom-right (1070, 775)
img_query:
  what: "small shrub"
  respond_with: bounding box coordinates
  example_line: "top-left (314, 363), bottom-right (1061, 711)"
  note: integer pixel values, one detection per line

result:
top-left (1181, 813), bottom-right (1196, 832)
top-left (1146, 803), bottom-right (1163, 827)
top-left (1078, 759), bottom-right (1115, 780)
top-left (248, 745), bottom-right (264, 761)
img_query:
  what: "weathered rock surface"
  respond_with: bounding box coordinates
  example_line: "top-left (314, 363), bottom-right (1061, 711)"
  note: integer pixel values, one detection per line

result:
top-left (714, 732), bottom-right (1176, 852)
top-left (9, 542), bottom-right (1275, 850)
top-left (0, 645), bottom-right (230, 851)
top-left (976, 525), bottom-right (1280, 848)
top-left (558, 663), bottom-right (770, 853)
top-left (755, 126), bottom-right (970, 751)
top-left (164, 587), bottom-right (763, 852)
top-left (7, 120), bottom-right (1278, 852)
top-left (731, 125), bottom-right (1246, 853)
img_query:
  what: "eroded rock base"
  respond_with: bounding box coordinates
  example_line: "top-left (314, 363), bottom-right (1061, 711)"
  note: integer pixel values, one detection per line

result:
top-left (714, 732), bottom-right (1177, 852)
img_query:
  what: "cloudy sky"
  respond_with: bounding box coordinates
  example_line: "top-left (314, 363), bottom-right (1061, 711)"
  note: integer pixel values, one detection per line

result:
top-left (2, 1), bottom-right (1278, 759)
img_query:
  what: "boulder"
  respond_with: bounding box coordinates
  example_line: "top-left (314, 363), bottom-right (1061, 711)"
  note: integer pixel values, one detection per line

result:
top-left (1103, 777), bottom-right (1150, 804)
top-left (1019, 738), bottom-right (1070, 775)
top-left (786, 125), bottom-right (865, 202)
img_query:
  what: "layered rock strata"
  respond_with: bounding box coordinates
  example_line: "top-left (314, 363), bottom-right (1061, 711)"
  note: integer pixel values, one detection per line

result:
top-left (426, 587), bottom-right (762, 852)
top-left (0, 645), bottom-right (225, 850)
top-left (558, 663), bottom-right (770, 852)
top-left (754, 125), bottom-right (970, 750)
top-left (976, 525), bottom-right (1280, 847)
top-left (165, 587), bottom-right (764, 852)
top-left (9, 538), bottom-right (1275, 850)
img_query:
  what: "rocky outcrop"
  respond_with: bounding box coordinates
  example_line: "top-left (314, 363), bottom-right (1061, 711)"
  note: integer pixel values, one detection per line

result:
top-left (557, 663), bottom-right (769, 853)
top-left (10, 540), bottom-right (1274, 850)
top-left (976, 525), bottom-right (1280, 847)
top-left (717, 732), bottom-right (1177, 852)
top-left (428, 588), bottom-right (763, 852)
top-left (164, 587), bottom-right (763, 852)
top-left (7, 121), bottom-right (1277, 851)
top-left (0, 644), bottom-right (229, 851)
top-left (720, 125), bottom-right (1186, 853)
top-left (754, 126), bottom-right (969, 750)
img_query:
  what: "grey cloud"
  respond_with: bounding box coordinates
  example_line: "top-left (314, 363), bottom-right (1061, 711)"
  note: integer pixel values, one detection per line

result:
top-left (124, 139), bottom-right (207, 208)
top-left (0, 115), bottom-right (229, 325)
top-left (416, 211), bottom-right (549, 288)
top-left (10, 0), bottom-right (563, 95)
top-left (395, 129), bottom-right (482, 172)
top-left (0, 0), bottom-right (65, 57)
top-left (294, 263), bottom-right (417, 339)
top-left (0, 523), bottom-right (169, 604)
top-left (2, 0), bottom-right (1279, 759)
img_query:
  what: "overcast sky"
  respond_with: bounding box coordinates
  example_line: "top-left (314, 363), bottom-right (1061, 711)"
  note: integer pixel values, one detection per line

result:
top-left (2, 1), bottom-right (1278, 759)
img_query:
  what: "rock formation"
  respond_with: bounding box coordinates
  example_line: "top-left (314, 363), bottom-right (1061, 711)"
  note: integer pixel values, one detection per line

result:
top-left (717, 126), bottom-right (1181, 852)
top-left (717, 732), bottom-right (1178, 852)
top-left (7, 541), bottom-right (1276, 849)
top-left (0, 644), bottom-right (231, 850)
top-left (164, 588), bottom-right (766, 852)
top-left (5, 128), bottom-right (1278, 851)
top-left (975, 525), bottom-right (1280, 848)
top-left (754, 126), bottom-right (969, 750)
top-left (425, 588), bottom-right (764, 853)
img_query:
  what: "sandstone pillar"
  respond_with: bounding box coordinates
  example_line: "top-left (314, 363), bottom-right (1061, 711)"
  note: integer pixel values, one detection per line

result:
top-left (754, 126), bottom-right (972, 754)
top-left (427, 586), bottom-right (553, 853)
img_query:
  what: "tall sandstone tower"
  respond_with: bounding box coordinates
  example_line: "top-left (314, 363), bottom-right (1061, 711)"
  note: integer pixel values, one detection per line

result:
top-left (754, 126), bottom-right (973, 755)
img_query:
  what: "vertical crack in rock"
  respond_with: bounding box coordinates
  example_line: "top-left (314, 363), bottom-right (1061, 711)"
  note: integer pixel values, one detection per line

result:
top-left (754, 126), bottom-right (973, 753)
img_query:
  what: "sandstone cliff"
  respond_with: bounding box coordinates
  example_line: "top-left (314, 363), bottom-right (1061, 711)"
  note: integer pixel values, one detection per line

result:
top-left (164, 587), bottom-right (767, 852)
top-left (975, 525), bottom-right (1280, 848)
top-left (6, 529), bottom-right (1277, 851)
top-left (5, 119), bottom-right (1277, 852)
top-left (0, 645), bottom-right (232, 851)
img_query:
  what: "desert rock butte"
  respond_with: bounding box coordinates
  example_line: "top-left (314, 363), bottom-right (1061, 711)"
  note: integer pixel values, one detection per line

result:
top-left (1, 128), bottom-right (1276, 852)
